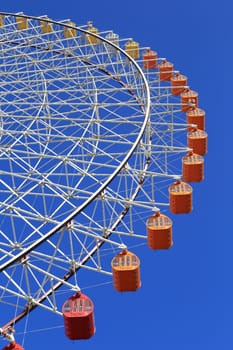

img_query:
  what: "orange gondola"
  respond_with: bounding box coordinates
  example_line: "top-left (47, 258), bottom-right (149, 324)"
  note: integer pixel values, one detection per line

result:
top-left (169, 180), bottom-right (193, 214)
top-left (62, 292), bottom-right (95, 340)
top-left (111, 250), bottom-right (141, 292)
top-left (181, 89), bottom-right (198, 112)
top-left (171, 73), bottom-right (187, 95)
top-left (182, 152), bottom-right (204, 182)
top-left (158, 61), bottom-right (174, 81)
top-left (146, 212), bottom-right (173, 249)
top-left (143, 49), bottom-right (157, 69)
top-left (188, 128), bottom-right (208, 155)
top-left (186, 107), bottom-right (205, 131)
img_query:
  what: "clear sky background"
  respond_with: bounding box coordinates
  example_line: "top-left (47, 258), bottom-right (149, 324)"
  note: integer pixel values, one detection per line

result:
top-left (0, 0), bottom-right (230, 349)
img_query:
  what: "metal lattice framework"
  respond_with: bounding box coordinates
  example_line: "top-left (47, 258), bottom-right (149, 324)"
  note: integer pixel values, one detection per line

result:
top-left (0, 12), bottom-right (199, 344)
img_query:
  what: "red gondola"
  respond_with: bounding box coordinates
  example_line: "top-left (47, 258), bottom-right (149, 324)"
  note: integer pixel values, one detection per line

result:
top-left (188, 128), bottom-right (208, 155)
top-left (143, 49), bottom-right (157, 69)
top-left (62, 292), bottom-right (95, 340)
top-left (2, 342), bottom-right (24, 350)
top-left (171, 73), bottom-right (187, 95)
top-left (158, 61), bottom-right (174, 81)
top-left (186, 107), bottom-right (205, 131)
top-left (181, 89), bottom-right (198, 112)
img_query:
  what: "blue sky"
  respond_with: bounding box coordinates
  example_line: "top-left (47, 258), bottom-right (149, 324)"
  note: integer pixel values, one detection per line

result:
top-left (0, 0), bottom-right (230, 349)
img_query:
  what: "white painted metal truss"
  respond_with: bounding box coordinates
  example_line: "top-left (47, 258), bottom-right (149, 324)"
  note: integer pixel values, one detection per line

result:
top-left (0, 13), bottom-right (192, 333)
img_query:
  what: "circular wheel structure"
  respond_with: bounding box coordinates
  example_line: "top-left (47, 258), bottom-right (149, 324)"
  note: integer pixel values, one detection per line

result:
top-left (0, 12), bottom-right (207, 347)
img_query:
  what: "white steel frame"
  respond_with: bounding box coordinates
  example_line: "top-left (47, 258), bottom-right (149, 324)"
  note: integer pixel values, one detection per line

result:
top-left (0, 12), bottom-right (192, 338)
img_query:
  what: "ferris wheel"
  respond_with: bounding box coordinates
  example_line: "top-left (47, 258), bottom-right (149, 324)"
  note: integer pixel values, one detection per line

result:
top-left (0, 12), bottom-right (208, 349)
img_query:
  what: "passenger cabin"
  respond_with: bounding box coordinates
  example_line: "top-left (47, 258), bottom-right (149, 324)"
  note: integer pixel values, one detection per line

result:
top-left (169, 180), bottom-right (193, 214)
top-left (171, 73), bottom-right (187, 95)
top-left (125, 40), bottom-right (139, 59)
top-left (146, 212), bottom-right (173, 250)
top-left (143, 49), bottom-right (157, 69)
top-left (181, 89), bottom-right (198, 112)
top-left (16, 16), bottom-right (28, 30)
top-left (105, 32), bottom-right (119, 47)
top-left (40, 18), bottom-right (53, 34)
top-left (2, 342), bottom-right (24, 350)
top-left (86, 22), bottom-right (99, 44)
top-left (182, 152), bottom-right (204, 182)
top-left (188, 128), bottom-right (208, 155)
top-left (62, 292), bottom-right (95, 340)
top-left (158, 61), bottom-right (174, 81)
top-left (111, 250), bottom-right (141, 292)
top-left (105, 32), bottom-right (119, 54)
top-left (64, 21), bottom-right (76, 38)
top-left (186, 108), bottom-right (205, 131)
top-left (0, 15), bottom-right (4, 27)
